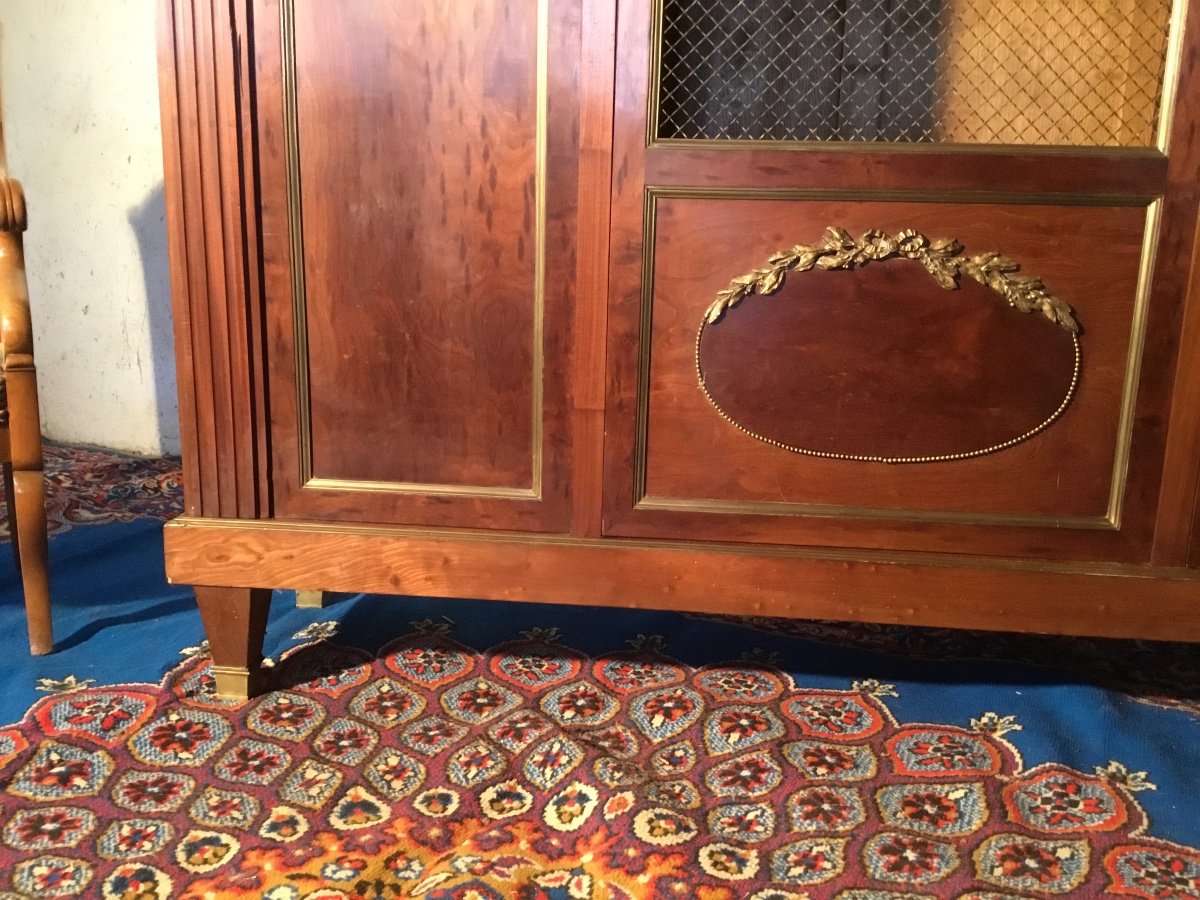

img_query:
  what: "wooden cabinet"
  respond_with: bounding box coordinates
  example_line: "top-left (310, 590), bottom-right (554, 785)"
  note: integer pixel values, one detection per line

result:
top-left (159, 0), bottom-right (1200, 698)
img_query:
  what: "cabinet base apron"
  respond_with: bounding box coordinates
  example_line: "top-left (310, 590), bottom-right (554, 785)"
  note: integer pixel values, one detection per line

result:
top-left (165, 517), bottom-right (1200, 698)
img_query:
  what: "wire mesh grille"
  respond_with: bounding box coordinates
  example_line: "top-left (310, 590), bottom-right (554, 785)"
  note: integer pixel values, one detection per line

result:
top-left (656, 0), bottom-right (1174, 146)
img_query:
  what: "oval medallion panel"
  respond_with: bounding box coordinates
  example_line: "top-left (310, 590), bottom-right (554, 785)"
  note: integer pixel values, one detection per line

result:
top-left (695, 229), bottom-right (1080, 463)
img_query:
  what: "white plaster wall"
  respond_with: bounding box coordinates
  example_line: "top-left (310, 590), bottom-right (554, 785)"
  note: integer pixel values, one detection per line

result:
top-left (0, 0), bottom-right (178, 456)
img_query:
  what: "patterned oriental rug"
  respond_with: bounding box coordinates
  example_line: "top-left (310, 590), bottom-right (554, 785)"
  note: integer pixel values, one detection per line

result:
top-left (2, 440), bottom-right (1200, 721)
top-left (0, 444), bottom-right (1199, 897)
top-left (2, 441), bottom-right (1199, 719)
top-left (701, 616), bottom-right (1200, 719)
top-left (0, 441), bottom-right (181, 540)
top-left (1, 623), bottom-right (1199, 899)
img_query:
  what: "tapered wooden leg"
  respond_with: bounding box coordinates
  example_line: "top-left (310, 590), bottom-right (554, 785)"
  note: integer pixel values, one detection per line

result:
top-left (12, 468), bottom-right (50, 654)
top-left (5, 360), bottom-right (51, 655)
top-left (195, 585), bottom-right (272, 699)
top-left (295, 589), bottom-right (328, 609)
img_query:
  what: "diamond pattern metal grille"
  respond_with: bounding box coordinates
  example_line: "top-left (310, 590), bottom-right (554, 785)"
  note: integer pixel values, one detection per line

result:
top-left (656, 0), bottom-right (1174, 146)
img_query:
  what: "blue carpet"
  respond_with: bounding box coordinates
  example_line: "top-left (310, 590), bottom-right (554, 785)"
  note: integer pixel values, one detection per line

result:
top-left (1, 516), bottom-right (1198, 849)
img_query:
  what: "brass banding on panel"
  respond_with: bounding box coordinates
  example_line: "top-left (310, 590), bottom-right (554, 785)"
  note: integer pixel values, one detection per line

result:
top-left (279, 0), bottom-right (548, 500)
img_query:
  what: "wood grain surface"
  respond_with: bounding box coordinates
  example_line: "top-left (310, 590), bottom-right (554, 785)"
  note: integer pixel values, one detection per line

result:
top-left (697, 257), bottom-right (1078, 460)
top-left (646, 200), bottom-right (1144, 513)
top-left (602, 0), bottom-right (1200, 565)
top-left (165, 518), bottom-right (1200, 644)
top-left (295, 1), bottom-right (537, 488)
top-left (158, 0), bottom-right (269, 519)
top-left (253, 0), bottom-right (580, 530)
top-left (607, 196), bottom-right (1152, 560)
top-left (0, 208), bottom-right (51, 654)
top-left (156, 0), bottom-right (1200, 686)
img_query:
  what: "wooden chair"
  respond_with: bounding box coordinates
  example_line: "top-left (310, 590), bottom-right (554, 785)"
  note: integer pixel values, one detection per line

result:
top-left (0, 174), bottom-right (51, 654)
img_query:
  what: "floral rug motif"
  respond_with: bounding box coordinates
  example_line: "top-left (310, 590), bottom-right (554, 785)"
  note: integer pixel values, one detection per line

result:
top-left (705, 616), bottom-right (1200, 719)
top-left (1, 621), bottom-right (1198, 899)
top-left (0, 442), bottom-right (182, 540)
top-left (5, 440), bottom-right (1197, 719)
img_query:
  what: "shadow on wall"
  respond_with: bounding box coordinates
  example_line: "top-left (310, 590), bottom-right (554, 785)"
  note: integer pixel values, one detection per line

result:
top-left (129, 183), bottom-right (180, 457)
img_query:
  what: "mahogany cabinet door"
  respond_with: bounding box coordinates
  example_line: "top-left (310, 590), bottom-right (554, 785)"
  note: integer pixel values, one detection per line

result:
top-left (603, 0), bottom-right (1200, 564)
top-left (254, 0), bottom-right (579, 530)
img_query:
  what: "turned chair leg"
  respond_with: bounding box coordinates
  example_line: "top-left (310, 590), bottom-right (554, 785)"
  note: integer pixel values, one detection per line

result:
top-left (195, 585), bottom-right (272, 699)
top-left (5, 361), bottom-right (51, 655)
top-left (12, 468), bottom-right (50, 654)
top-left (0, 211), bottom-right (52, 656)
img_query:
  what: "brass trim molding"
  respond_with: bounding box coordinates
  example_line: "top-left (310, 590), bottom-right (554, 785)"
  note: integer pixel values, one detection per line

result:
top-left (210, 665), bottom-right (264, 701)
top-left (643, 186), bottom-right (1158, 208)
top-left (1107, 199), bottom-right (1164, 527)
top-left (632, 187), bottom-right (1158, 528)
top-left (1156, 0), bottom-right (1189, 153)
top-left (279, 0), bottom-right (548, 501)
top-left (530, 0), bottom-right (548, 500)
top-left (644, 0), bottom-right (666, 148)
top-left (647, 139), bottom-right (1170, 160)
top-left (636, 496), bottom-right (1112, 531)
top-left (279, 0), bottom-right (309, 486)
top-left (305, 477), bottom-right (537, 501)
top-left (696, 226), bottom-right (1081, 465)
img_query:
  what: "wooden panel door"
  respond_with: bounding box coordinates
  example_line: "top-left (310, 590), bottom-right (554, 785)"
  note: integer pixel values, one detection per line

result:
top-left (255, 0), bottom-right (579, 531)
top-left (604, 0), bottom-right (1200, 564)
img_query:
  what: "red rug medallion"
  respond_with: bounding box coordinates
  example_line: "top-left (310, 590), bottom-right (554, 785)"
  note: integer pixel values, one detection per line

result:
top-left (2, 621), bottom-right (1198, 898)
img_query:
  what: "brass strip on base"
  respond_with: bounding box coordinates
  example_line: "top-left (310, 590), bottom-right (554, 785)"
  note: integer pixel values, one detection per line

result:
top-left (295, 589), bottom-right (327, 609)
top-left (211, 665), bottom-right (266, 701)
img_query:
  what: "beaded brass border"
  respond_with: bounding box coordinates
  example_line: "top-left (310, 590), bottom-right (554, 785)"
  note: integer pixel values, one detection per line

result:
top-left (631, 188), bottom-right (1158, 528)
top-left (695, 227), bottom-right (1082, 464)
